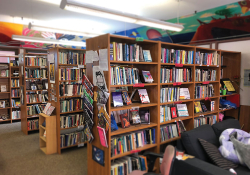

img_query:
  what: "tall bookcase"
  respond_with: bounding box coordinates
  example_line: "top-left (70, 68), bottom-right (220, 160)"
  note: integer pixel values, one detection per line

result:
top-left (86, 34), bottom-right (241, 175)
top-left (20, 48), bottom-right (48, 135)
top-left (0, 46), bottom-right (21, 124)
top-left (47, 47), bottom-right (87, 154)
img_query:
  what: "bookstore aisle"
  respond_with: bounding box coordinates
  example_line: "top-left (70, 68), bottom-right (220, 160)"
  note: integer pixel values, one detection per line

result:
top-left (0, 122), bottom-right (88, 175)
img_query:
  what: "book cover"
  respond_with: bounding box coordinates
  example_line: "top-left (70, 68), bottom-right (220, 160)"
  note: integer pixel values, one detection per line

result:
top-left (97, 126), bottom-right (108, 148)
top-left (92, 145), bottom-right (105, 166)
top-left (137, 89), bottom-right (150, 103)
top-left (142, 50), bottom-right (152, 62)
top-left (122, 91), bottom-right (132, 105)
top-left (194, 101), bottom-right (202, 113)
top-left (1, 85), bottom-right (6, 92)
top-left (176, 104), bottom-right (189, 117)
top-left (179, 88), bottom-right (190, 100)
top-left (112, 92), bottom-right (123, 107)
top-left (142, 71), bottom-right (153, 83)
top-left (119, 113), bottom-right (130, 128)
top-left (171, 107), bottom-right (177, 118)
top-left (200, 101), bottom-right (208, 112)
top-left (139, 109), bottom-right (150, 124)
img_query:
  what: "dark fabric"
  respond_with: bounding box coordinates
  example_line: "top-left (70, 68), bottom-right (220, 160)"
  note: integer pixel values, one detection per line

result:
top-left (181, 124), bottom-right (219, 162)
top-left (212, 119), bottom-right (241, 139)
top-left (198, 138), bottom-right (238, 170)
top-left (171, 158), bottom-right (233, 175)
top-left (176, 139), bottom-right (185, 152)
top-left (235, 165), bottom-right (250, 175)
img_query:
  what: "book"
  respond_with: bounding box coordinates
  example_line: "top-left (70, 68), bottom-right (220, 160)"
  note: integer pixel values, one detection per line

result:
top-left (171, 107), bottom-right (177, 118)
top-left (139, 109), bottom-right (150, 124)
top-left (195, 84), bottom-right (214, 99)
top-left (195, 69), bottom-right (217, 82)
top-left (161, 48), bottom-right (194, 64)
top-left (194, 115), bottom-right (217, 128)
top-left (195, 51), bottom-right (219, 65)
top-left (120, 113), bottom-right (130, 128)
top-left (179, 88), bottom-right (190, 100)
top-left (210, 101), bottom-right (215, 111)
top-left (97, 126), bottom-right (108, 148)
top-left (142, 50), bottom-right (152, 62)
top-left (1, 85), bottom-right (6, 92)
top-left (112, 92), bottom-right (123, 107)
top-left (176, 104), bottom-right (189, 117)
top-left (137, 89), bottom-right (150, 103)
top-left (60, 114), bottom-right (84, 128)
top-left (122, 91), bottom-right (132, 105)
top-left (194, 101), bottom-right (202, 113)
top-left (142, 71), bottom-right (153, 83)
top-left (200, 101), bottom-right (208, 112)
top-left (160, 68), bottom-right (192, 83)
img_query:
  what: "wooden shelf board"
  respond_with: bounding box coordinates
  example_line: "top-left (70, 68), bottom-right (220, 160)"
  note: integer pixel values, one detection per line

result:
top-left (0, 55), bottom-right (19, 57)
top-left (220, 93), bottom-right (238, 97)
top-left (110, 83), bottom-right (157, 87)
top-left (40, 136), bottom-right (46, 142)
top-left (194, 111), bottom-right (218, 117)
top-left (111, 144), bottom-right (157, 160)
top-left (28, 129), bottom-right (39, 131)
top-left (61, 142), bottom-right (87, 150)
top-left (25, 53), bottom-right (47, 55)
top-left (111, 123), bottom-right (157, 136)
top-left (60, 126), bottom-right (79, 130)
top-left (0, 119), bottom-right (11, 122)
top-left (0, 92), bottom-right (10, 94)
top-left (110, 61), bottom-right (158, 65)
top-left (39, 125), bottom-right (46, 130)
top-left (0, 107), bottom-right (11, 109)
top-left (27, 102), bottom-right (47, 105)
top-left (0, 77), bottom-right (9, 79)
top-left (40, 147), bottom-right (46, 154)
top-left (160, 116), bottom-right (193, 125)
top-left (59, 80), bottom-right (80, 82)
top-left (59, 64), bottom-right (84, 67)
top-left (11, 96), bottom-right (20, 98)
top-left (160, 137), bottom-right (181, 145)
top-left (60, 110), bottom-right (84, 114)
top-left (219, 108), bottom-right (235, 112)
top-left (194, 96), bottom-right (219, 101)
top-left (11, 66), bottom-right (19, 68)
top-left (26, 89), bottom-right (47, 92)
top-left (195, 64), bottom-right (219, 67)
top-left (160, 82), bottom-right (193, 85)
top-left (12, 118), bottom-right (21, 121)
top-left (59, 95), bottom-right (82, 99)
top-left (161, 63), bottom-right (194, 66)
top-left (25, 78), bottom-right (47, 80)
top-left (25, 66), bottom-right (47, 68)
top-left (11, 87), bottom-right (19, 89)
top-left (111, 103), bottom-right (157, 112)
top-left (160, 99), bottom-right (193, 105)
top-left (27, 115), bottom-right (39, 118)
top-left (195, 81), bottom-right (219, 84)
top-left (11, 77), bottom-right (20, 79)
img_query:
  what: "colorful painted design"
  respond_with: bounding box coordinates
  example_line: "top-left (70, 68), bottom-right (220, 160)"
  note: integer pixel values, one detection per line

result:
top-left (117, 0), bottom-right (250, 44)
top-left (0, 22), bottom-right (23, 46)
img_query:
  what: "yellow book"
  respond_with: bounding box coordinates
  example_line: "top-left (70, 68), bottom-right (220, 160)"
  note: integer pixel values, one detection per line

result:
top-left (163, 106), bottom-right (166, 122)
top-left (113, 42), bottom-right (116, 61)
top-left (171, 89), bottom-right (174, 101)
top-left (182, 51), bottom-right (185, 64)
top-left (149, 129), bottom-right (152, 144)
top-left (59, 68), bottom-right (61, 80)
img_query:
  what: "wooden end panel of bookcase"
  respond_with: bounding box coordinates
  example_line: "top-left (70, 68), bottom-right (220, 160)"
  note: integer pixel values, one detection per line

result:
top-left (86, 34), bottom-right (111, 175)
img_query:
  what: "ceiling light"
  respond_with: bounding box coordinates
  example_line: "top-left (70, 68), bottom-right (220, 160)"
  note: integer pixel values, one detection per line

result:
top-left (60, 0), bottom-right (184, 31)
top-left (28, 23), bottom-right (101, 37)
top-left (12, 35), bottom-right (86, 47)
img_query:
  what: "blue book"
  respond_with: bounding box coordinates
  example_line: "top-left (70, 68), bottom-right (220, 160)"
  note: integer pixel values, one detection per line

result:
top-left (126, 44), bottom-right (129, 61)
top-left (110, 44), bottom-right (113, 60)
top-left (152, 128), bottom-right (155, 144)
top-left (131, 68), bottom-right (135, 84)
top-left (112, 92), bottom-right (123, 107)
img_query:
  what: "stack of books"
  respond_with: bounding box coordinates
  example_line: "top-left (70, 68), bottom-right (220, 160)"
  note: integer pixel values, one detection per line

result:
top-left (195, 84), bottom-right (214, 99)
top-left (110, 42), bottom-right (152, 62)
top-left (26, 93), bottom-right (48, 103)
top-left (59, 68), bottom-right (81, 81)
top-left (111, 155), bottom-right (148, 174)
top-left (195, 69), bottom-right (217, 82)
top-left (27, 119), bottom-right (39, 130)
top-left (27, 104), bottom-right (46, 115)
top-left (194, 101), bottom-right (215, 113)
top-left (161, 48), bottom-right (194, 64)
top-left (194, 115), bottom-right (217, 128)
top-left (11, 79), bottom-right (19, 87)
top-left (59, 83), bottom-right (83, 96)
top-left (160, 67), bottom-right (192, 83)
top-left (60, 98), bottom-right (83, 113)
top-left (11, 89), bottom-right (20, 97)
top-left (25, 69), bottom-right (47, 78)
top-left (25, 57), bottom-right (47, 66)
top-left (160, 87), bottom-right (190, 103)
top-left (195, 52), bottom-right (219, 65)
top-left (111, 66), bottom-right (140, 85)
top-left (60, 130), bottom-right (87, 148)
top-left (59, 51), bottom-right (85, 65)
top-left (111, 128), bottom-right (155, 157)
top-left (160, 121), bottom-right (186, 142)
top-left (12, 110), bottom-right (21, 119)
top-left (60, 114), bottom-right (85, 129)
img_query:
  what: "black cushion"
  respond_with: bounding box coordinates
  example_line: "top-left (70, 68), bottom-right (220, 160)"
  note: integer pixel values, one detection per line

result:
top-left (235, 165), bottom-right (250, 175)
top-left (212, 119), bottom-right (241, 139)
top-left (181, 124), bottom-right (219, 162)
top-left (198, 138), bottom-right (238, 170)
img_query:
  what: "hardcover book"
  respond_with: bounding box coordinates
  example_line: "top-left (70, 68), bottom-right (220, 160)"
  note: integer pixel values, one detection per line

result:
top-left (143, 50), bottom-right (152, 62)
top-left (137, 89), bottom-right (150, 103)
top-left (142, 71), bottom-right (153, 83)
top-left (112, 92), bottom-right (123, 107)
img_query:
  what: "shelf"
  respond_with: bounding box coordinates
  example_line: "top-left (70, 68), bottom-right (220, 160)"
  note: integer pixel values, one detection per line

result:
top-left (195, 81), bottom-right (219, 84)
top-left (25, 53), bottom-right (47, 55)
top-left (0, 92), bottom-right (10, 94)
top-left (25, 66), bottom-right (47, 68)
top-left (59, 80), bottom-right (80, 82)
top-left (111, 123), bottom-right (157, 136)
top-left (59, 95), bottom-right (82, 99)
top-left (0, 55), bottom-right (19, 57)
top-left (60, 126), bottom-right (84, 130)
top-left (194, 96), bottom-right (219, 101)
top-left (0, 107), bottom-right (11, 109)
top-left (0, 119), bottom-right (11, 122)
top-left (60, 110), bottom-right (84, 114)
top-left (160, 116), bottom-right (193, 125)
top-left (59, 64), bottom-right (84, 67)
top-left (25, 78), bottom-right (47, 80)
top-left (110, 103), bottom-right (158, 112)
top-left (11, 66), bottom-right (19, 68)
top-left (110, 83), bottom-right (157, 87)
top-left (160, 137), bottom-right (181, 145)
top-left (194, 111), bottom-right (218, 117)
top-left (195, 64), bottom-right (219, 67)
top-left (110, 61), bottom-right (158, 65)
top-left (11, 87), bottom-right (19, 89)
top-left (220, 93), bottom-right (238, 97)
top-left (61, 142), bottom-right (87, 150)
top-left (0, 77), bottom-right (9, 79)
top-left (27, 114), bottom-right (39, 118)
top-left (11, 77), bottom-right (20, 79)
top-left (40, 125), bottom-right (46, 130)
top-left (27, 102), bottom-right (47, 105)
top-left (11, 96), bottom-right (20, 98)
top-left (160, 82), bottom-right (193, 85)
top-left (40, 136), bottom-right (46, 142)
top-left (219, 108), bottom-right (235, 112)
top-left (160, 99), bottom-right (193, 105)
top-left (40, 147), bottom-right (46, 154)
top-left (28, 128), bottom-right (39, 131)
top-left (12, 118), bottom-right (21, 121)
top-left (161, 63), bottom-right (194, 66)
top-left (26, 89), bottom-right (47, 92)
top-left (111, 144), bottom-right (157, 160)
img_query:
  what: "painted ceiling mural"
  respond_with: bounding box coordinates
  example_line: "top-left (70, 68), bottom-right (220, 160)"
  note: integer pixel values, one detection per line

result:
top-left (116, 0), bottom-right (250, 44)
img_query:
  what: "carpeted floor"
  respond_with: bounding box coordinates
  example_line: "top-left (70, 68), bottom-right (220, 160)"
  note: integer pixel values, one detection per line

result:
top-left (0, 122), bottom-right (88, 175)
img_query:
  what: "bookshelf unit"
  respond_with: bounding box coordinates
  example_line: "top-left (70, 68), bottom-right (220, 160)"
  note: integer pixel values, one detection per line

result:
top-left (20, 48), bottom-right (48, 135)
top-left (0, 46), bottom-right (21, 124)
top-left (86, 34), bottom-right (241, 175)
top-left (47, 47), bottom-right (87, 154)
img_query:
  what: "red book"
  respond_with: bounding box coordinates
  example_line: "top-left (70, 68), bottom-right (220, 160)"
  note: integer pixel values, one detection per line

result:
top-left (171, 107), bottom-right (177, 118)
top-left (170, 69), bottom-right (172, 82)
top-left (176, 122), bottom-right (181, 137)
top-left (184, 68), bottom-right (186, 82)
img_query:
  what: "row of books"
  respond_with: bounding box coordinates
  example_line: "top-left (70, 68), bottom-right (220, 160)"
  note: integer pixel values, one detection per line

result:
top-left (160, 121), bottom-right (186, 142)
top-left (59, 68), bottom-right (83, 81)
top-left (195, 52), bottom-right (219, 65)
top-left (59, 51), bottom-right (85, 65)
top-left (111, 155), bottom-right (148, 175)
top-left (60, 114), bottom-right (85, 129)
top-left (25, 57), bottom-right (47, 67)
top-left (161, 49), bottom-right (194, 64)
top-left (0, 70), bottom-right (9, 77)
top-left (12, 110), bottom-right (21, 119)
top-left (111, 128), bottom-right (156, 157)
top-left (27, 119), bottom-right (39, 130)
top-left (27, 104), bottom-right (46, 116)
top-left (25, 69), bottom-right (47, 79)
top-left (11, 89), bottom-right (20, 97)
top-left (59, 83), bottom-right (83, 97)
top-left (26, 93), bottom-right (48, 104)
top-left (11, 79), bottom-right (19, 87)
top-left (160, 87), bottom-right (190, 103)
top-left (160, 68), bottom-right (192, 83)
top-left (60, 98), bottom-right (83, 113)
top-left (11, 99), bottom-right (20, 108)
top-left (110, 42), bottom-right (152, 62)
top-left (11, 60), bottom-right (19, 66)
top-left (194, 115), bottom-right (217, 128)
top-left (194, 101), bottom-right (215, 113)
top-left (60, 131), bottom-right (87, 148)
top-left (195, 69), bottom-right (217, 82)
top-left (195, 84), bottom-right (214, 99)
top-left (26, 80), bottom-right (48, 90)
top-left (160, 104), bottom-right (189, 123)
top-left (0, 100), bottom-right (8, 108)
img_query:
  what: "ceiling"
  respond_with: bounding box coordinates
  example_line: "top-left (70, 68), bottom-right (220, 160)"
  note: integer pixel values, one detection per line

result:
top-left (0, 0), bottom-right (239, 34)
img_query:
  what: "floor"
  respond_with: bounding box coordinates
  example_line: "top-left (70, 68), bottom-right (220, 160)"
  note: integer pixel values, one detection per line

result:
top-left (0, 122), bottom-right (88, 175)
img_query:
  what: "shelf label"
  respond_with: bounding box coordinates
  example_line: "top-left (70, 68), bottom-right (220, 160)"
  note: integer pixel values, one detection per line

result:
top-left (202, 81), bottom-right (209, 85)
top-left (78, 143), bottom-right (85, 147)
top-left (174, 101), bottom-right (182, 104)
top-left (205, 97), bottom-right (211, 101)
top-left (135, 37), bottom-right (144, 42)
top-left (175, 64), bottom-right (183, 67)
top-left (173, 82), bottom-right (182, 86)
top-left (133, 83), bottom-right (144, 87)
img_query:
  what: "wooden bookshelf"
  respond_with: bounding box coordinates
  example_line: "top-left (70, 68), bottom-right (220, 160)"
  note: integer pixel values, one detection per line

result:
top-left (47, 47), bottom-right (86, 154)
top-left (19, 48), bottom-right (48, 135)
top-left (85, 34), bottom-right (241, 175)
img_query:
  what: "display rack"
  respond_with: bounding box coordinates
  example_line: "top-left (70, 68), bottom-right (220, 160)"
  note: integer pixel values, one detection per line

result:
top-left (19, 48), bottom-right (48, 135)
top-left (47, 47), bottom-right (87, 154)
top-left (85, 34), bottom-right (241, 175)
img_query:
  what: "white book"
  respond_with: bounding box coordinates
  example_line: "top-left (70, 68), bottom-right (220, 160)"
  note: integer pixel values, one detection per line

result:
top-left (179, 88), bottom-right (190, 100)
top-left (143, 50), bottom-right (152, 62)
top-left (160, 106), bottom-right (164, 123)
top-left (67, 85), bottom-right (73, 96)
top-left (177, 104), bottom-right (189, 117)
top-left (168, 107), bottom-right (171, 121)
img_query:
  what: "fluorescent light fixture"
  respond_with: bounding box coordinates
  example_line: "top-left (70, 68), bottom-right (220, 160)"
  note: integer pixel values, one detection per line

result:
top-left (60, 0), bottom-right (184, 32)
top-left (12, 35), bottom-right (86, 47)
top-left (28, 23), bottom-right (101, 37)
